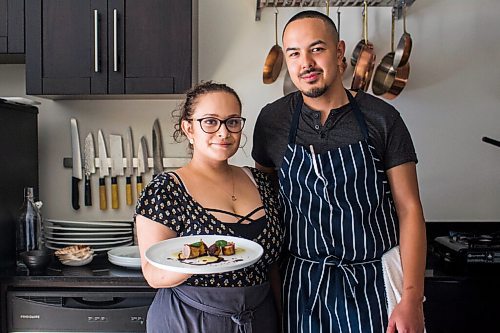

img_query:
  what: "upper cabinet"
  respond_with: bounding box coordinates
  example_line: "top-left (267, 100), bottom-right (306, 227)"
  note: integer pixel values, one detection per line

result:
top-left (25, 0), bottom-right (195, 97)
top-left (0, 0), bottom-right (25, 63)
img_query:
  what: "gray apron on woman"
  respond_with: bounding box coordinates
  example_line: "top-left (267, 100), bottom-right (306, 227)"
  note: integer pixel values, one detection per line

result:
top-left (280, 91), bottom-right (399, 333)
top-left (147, 282), bottom-right (277, 333)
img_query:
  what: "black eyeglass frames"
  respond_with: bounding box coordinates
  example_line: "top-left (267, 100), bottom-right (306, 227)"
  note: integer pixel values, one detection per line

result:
top-left (187, 117), bottom-right (246, 134)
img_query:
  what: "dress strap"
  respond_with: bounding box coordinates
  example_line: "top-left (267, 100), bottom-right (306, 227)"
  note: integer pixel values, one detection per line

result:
top-left (168, 171), bottom-right (186, 189)
top-left (206, 206), bottom-right (265, 224)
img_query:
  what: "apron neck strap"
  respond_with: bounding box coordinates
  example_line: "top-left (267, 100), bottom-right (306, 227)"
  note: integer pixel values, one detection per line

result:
top-left (288, 93), bottom-right (303, 144)
top-left (346, 90), bottom-right (369, 140)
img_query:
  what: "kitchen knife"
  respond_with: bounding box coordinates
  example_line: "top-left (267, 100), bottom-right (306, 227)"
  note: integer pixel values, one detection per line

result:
top-left (125, 127), bottom-right (134, 206)
top-left (110, 134), bottom-right (124, 209)
top-left (97, 130), bottom-right (110, 210)
top-left (152, 119), bottom-right (164, 177)
top-left (136, 136), bottom-right (149, 195)
top-left (70, 118), bottom-right (82, 210)
top-left (83, 132), bottom-right (96, 206)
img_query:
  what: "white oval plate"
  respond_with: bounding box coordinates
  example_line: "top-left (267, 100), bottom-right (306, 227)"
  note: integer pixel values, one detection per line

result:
top-left (46, 242), bottom-right (134, 253)
top-left (46, 219), bottom-right (133, 228)
top-left (108, 246), bottom-right (140, 260)
top-left (108, 257), bottom-right (141, 269)
top-left (145, 235), bottom-right (263, 274)
top-left (45, 230), bottom-right (132, 237)
top-left (44, 225), bottom-right (132, 232)
top-left (45, 235), bottom-right (133, 242)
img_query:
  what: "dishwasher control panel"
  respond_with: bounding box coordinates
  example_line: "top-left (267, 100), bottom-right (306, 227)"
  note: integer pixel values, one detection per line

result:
top-left (7, 289), bottom-right (155, 332)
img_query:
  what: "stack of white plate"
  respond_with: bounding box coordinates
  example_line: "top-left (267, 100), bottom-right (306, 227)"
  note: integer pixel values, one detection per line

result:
top-left (107, 246), bottom-right (141, 269)
top-left (44, 219), bottom-right (134, 253)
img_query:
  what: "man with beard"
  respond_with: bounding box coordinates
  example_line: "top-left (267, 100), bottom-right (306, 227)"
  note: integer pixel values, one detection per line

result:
top-left (252, 10), bottom-right (426, 333)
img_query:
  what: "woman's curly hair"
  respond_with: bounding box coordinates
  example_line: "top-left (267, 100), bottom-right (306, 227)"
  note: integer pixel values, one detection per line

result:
top-left (172, 81), bottom-right (242, 145)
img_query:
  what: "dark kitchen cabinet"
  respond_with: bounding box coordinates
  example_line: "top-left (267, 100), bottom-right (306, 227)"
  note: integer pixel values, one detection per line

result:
top-left (424, 276), bottom-right (500, 333)
top-left (0, 0), bottom-right (25, 63)
top-left (26, 0), bottom-right (193, 96)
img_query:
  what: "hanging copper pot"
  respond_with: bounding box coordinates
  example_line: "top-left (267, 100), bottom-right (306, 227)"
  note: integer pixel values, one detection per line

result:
top-left (283, 69), bottom-right (298, 95)
top-left (263, 8), bottom-right (284, 84)
top-left (372, 8), bottom-right (409, 100)
top-left (393, 2), bottom-right (412, 68)
top-left (336, 7), bottom-right (347, 75)
top-left (351, 1), bottom-right (376, 91)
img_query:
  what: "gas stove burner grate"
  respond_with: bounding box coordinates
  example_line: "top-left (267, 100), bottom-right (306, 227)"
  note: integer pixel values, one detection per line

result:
top-left (448, 231), bottom-right (500, 249)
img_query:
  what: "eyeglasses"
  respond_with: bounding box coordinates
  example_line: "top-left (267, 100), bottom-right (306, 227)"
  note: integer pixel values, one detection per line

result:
top-left (187, 117), bottom-right (246, 134)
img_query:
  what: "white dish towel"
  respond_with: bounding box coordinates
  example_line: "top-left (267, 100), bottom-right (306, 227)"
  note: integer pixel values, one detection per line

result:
top-left (381, 245), bottom-right (426, 332)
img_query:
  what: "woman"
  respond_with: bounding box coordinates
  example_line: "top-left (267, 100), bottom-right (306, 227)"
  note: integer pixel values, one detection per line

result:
top-left (135, 81), bottom-right (283, 333)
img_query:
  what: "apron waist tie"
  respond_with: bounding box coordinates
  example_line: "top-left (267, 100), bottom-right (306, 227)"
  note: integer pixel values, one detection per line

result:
top-left (172, 286), bottom-right (269, 333)
top-left (291, 253), bottom-right (380, 315)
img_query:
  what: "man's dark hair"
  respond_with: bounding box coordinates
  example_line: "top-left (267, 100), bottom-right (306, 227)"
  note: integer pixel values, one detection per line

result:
top-left (282, 10), bottom-right (338, 42)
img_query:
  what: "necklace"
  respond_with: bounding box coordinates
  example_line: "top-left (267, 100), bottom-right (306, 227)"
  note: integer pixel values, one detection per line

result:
top-left (230, 167), bottom-right (237, 201)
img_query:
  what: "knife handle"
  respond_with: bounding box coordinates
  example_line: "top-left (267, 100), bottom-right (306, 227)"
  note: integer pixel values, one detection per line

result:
top-left (99, 177), bottom-right (107, 210)
top-left (84, 175), bottom-right (92, 206)
top-left (111, 177), bottom-right (119, 209)
top-left (126, 176), bottom-right (133, 205)
top-left (136, 175), bottom-right (143, 197)
top-left (72, 177), bottom-right (80, 210)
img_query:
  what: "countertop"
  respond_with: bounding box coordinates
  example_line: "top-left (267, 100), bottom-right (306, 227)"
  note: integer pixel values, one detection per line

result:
top-left (0, 255), bottom-right (150, 289)
top-left (1, 221), bottom-right (500, 287)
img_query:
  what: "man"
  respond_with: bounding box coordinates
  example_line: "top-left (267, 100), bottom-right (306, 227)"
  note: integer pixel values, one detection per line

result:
top-left (252, 10), bottom-right (426, 333)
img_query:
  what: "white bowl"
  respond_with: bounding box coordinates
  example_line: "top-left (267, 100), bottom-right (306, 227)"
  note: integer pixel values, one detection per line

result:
top-left (60, 255), bottom-right (94, 266)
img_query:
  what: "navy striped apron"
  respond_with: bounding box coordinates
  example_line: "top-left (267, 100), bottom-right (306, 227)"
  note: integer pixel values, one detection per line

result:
top-left (279, 91), bottom-right (399, 333)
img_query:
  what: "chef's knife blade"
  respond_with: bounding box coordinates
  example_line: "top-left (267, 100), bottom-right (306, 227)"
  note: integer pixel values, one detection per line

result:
top-left (152, 119), bottom-right (164, 176)
top-left (110, 134), bottom-right (124, 209)
top-left (97, 130), bottom-right (109, 210)
top-left (84, 132), bottom-right (96, 206)
top-left (137, 136), bottom-right (149, 195)
top-left (70, 118), bottom-right (82, 210)
top-left (125, 127), bottom-right (134, 206)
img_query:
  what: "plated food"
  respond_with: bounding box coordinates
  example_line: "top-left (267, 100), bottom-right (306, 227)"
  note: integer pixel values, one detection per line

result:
top-left (180, 239), bottom-right (235, 259)
top-left (145, 235), bottom-right (264, 274)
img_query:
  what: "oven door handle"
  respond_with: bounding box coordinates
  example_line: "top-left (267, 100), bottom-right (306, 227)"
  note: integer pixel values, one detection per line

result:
top-left (72, 296), bottom-right (126, 307)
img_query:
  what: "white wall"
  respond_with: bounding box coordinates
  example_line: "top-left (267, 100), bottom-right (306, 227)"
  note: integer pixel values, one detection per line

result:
top-left (0, 0), bottom-right (499, 222)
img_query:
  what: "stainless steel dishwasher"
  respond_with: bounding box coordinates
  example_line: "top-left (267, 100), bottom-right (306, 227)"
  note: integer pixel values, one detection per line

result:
top-left (7, 289), bottom-right (156, 332)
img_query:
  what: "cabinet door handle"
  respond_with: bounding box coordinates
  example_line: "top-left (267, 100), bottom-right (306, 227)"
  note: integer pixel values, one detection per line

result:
top-left (94, 10), bottom-right (99, 73)
top-left (113, 9), bottom-right (118, 72)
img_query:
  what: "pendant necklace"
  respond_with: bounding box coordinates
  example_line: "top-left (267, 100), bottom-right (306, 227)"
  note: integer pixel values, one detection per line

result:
top-left (230, 167), bottom-right (237, 201)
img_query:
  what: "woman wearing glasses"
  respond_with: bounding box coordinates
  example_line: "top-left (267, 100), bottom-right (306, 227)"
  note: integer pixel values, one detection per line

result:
top-left (135, 81), bottom-right (283, 333)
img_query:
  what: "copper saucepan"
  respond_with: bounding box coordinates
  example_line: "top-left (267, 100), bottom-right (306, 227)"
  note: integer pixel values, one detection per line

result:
top-left (350, 1), bottom-right (371, 67)
top-left (351, 1), bottom-right (376, 91)
top-left (393, 2), bottom-right (412, 68)
top-left (372, 8), bottom-right (409, 99)
top-left (283, 69), bottom-right (298, 95)
top-left (263, 8), bottom-right (284, 84)
top-left (336, 7), bottom-right (347, 75)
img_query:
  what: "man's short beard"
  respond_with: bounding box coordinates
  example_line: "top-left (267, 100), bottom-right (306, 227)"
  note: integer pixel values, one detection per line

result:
top-left (302, 85), bottom-right (328, 98)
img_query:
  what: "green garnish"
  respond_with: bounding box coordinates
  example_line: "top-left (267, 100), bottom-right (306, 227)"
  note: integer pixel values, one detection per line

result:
top-left (191, 241), bottom-right (202, 247)
top-left (215, 240), bottom-right (227, 247)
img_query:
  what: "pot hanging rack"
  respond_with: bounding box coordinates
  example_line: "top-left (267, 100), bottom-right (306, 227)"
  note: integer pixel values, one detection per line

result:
top-left (255, 0), bottom-right (415, 21)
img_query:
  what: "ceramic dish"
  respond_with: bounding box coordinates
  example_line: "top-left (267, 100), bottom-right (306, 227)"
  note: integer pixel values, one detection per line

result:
top-left (44, 225), bottom-right (132, 232)
top-left (46, 219), bottom-right (133, 228)
top-left (45, 235), bottom-right (133, 242)
top-left (145, 235), bottom-right (263, 274)
top-left (46, 241), bottom-right (134, 252)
